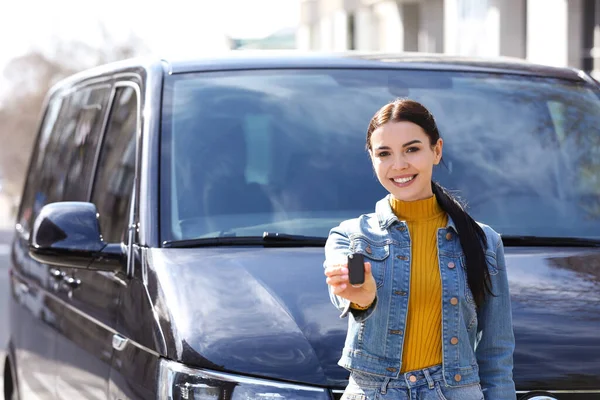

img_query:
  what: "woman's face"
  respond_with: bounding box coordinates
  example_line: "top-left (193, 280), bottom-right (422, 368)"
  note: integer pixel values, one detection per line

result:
top-left (370, 121), bottom-right (442, 202)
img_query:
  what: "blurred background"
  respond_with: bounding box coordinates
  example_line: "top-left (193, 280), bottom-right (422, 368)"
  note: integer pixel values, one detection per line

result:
top-left (0, 0), bottom-right (598, 228)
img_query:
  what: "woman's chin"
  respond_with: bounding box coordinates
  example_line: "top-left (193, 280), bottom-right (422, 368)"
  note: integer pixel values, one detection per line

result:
top-left (390, 188), bottom-right (432, 202)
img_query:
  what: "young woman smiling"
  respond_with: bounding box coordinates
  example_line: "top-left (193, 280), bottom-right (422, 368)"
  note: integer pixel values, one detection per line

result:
top-left (324, 99), bottom-right (515, 400)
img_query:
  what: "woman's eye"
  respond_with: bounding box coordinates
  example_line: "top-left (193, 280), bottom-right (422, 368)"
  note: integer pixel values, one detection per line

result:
top-left (377, 151), bottom-right (390, 157)
top-left (406, 147), bottom-right (420, 153)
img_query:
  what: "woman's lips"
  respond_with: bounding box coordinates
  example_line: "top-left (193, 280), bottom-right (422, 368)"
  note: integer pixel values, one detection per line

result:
top-left (390, 174), bottom-right (417, 188)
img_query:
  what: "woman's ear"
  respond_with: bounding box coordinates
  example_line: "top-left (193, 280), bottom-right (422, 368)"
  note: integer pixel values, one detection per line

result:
top-left (433, 138), bottom-right (443, 165)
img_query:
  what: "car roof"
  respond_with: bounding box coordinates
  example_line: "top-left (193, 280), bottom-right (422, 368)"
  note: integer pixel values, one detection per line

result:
top-left (51, 51), bottom-right (590, 95)
top-left (162, 51), bottom-right (585, 81)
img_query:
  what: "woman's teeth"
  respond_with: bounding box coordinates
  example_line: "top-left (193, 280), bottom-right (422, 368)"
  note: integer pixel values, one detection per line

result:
top-left (393, 176), bottom-right (415, 184)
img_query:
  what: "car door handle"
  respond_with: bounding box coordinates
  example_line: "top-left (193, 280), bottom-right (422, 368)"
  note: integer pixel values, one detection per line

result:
top-left (112, 334), bottom-right (128, 351)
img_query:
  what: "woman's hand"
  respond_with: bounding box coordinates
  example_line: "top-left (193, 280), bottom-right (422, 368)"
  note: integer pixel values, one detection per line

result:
top-left (324, 261), bottom-right (377, 307)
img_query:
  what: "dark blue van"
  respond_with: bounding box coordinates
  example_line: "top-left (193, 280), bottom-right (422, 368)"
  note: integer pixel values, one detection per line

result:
top-left (5, 52), bottom-right (600, 399)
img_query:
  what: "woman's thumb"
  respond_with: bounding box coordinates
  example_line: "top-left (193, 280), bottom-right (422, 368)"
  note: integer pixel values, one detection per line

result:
top-left (364, 261), bottom-right (372, 275)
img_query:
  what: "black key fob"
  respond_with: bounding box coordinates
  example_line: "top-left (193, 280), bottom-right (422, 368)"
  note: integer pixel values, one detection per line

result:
top-left (347, 253), bottom-right (365, 286)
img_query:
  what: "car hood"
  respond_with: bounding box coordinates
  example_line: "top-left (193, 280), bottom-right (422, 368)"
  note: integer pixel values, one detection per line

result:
top-left (148, 245), bottom-right (600, 390)
top-left (149, 246), bottom-right (349, 387)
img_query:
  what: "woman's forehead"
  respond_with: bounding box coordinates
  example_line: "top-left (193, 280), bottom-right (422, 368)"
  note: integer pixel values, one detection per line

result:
top-left (371, 121), bottom-right (429, 144)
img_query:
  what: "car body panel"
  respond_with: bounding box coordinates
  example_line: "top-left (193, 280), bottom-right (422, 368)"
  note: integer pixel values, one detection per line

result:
top-left (140, 245), bottom-right (600, 391)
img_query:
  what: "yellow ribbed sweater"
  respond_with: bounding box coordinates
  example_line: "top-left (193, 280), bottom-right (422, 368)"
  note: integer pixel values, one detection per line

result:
top-left (390, 195), bottom-right (448, 373)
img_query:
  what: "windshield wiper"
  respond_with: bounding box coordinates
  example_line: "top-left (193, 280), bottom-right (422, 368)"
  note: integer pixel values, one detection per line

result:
top-left (261, 232), bottom-right (326, 243)
top-left (501, 235), bottom-right (600, 247)
top-left (165, 233), bottom-right (600, 249)
top-left (163, 232), bottom-right (327, 248)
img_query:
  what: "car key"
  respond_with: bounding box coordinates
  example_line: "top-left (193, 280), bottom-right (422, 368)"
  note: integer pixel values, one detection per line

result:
top-left (347, 253), bottom-right (365, 286)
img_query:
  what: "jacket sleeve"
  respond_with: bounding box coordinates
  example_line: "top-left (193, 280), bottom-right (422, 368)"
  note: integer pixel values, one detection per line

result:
top-left (476, 236), bottom-right (516, 400)
top-left (324, 225), bottom-right (377, 322)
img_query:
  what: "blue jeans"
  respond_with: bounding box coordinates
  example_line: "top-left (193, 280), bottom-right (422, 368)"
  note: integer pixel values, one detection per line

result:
top-left (342, 364), bottom-right (485, 400)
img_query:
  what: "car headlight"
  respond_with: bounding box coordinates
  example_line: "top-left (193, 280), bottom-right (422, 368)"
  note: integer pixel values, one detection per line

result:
top-left (159, 359), bottom-right (331, 400)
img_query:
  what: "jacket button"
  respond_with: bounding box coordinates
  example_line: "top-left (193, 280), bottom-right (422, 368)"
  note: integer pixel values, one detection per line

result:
top-left (394, 291), bottom-right (407, 296)
top-left (447, 262), bottom-right (455, 269)
top-left (366, 246), bottom-right (372, 254)
top-left (396, 255), bottom-right (408, 260)
top-left (450, 297), bottom-right (458, 305)
top-left (450, 337), bottom-right (459, 345)
top-left (389, 329), bottom-right (403, 335)
top-left (386, 367), bottom-right (397, 372)
top-left (445, 232), bottom-right (453, 240)
top-left (454, 374), bottom-right (462, 382)
top-left (409, 375), bottom-right (417, 382)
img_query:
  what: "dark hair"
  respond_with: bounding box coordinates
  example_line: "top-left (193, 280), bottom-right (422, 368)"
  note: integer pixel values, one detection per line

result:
top-left (366, 98), bottom-right (492, 307)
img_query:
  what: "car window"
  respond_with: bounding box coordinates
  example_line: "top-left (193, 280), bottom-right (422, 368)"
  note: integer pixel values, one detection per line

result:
top-left (17, 93), bottom-right (64, 236)
top-left (62, 86), bottom-right (111, 201)
top-left (160, 69), bottom-right (600, 242)
top-left (91, 85), bottom-right (138, 244)
top-left (17, 85), bottom-right (110, 235)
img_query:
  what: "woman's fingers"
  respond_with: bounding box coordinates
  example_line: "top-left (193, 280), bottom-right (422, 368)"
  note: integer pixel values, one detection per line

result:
top-left (325, 261), bottom-right (376, 300)
top-left (331, 282), bottom-right (347, 295)
top-left (324, 265), bottom-right (348, 277)
top-left (326, 274), bottom-right (348, 286)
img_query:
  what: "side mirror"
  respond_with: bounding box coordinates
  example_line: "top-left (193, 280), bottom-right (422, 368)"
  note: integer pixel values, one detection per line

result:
top-left (29, 202), bottom-right (125, 272)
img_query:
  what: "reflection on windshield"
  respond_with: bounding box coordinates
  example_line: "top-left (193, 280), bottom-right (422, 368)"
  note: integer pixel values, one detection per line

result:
top-left (160, 69), bottom-right (600, 242)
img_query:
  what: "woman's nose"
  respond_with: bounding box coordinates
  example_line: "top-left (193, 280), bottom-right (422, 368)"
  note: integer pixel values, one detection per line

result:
top-left (393, 155), bottom-right (409, 169)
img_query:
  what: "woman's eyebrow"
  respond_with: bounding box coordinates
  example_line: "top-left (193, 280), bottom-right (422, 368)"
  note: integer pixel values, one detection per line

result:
top-left (402, 140), bottom-right (422, 147)
top-left (375, 140), bottom-right (422, 150)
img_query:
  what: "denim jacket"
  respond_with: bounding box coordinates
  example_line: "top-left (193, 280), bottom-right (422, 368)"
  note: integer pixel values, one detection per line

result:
top-left (324, 195), bottom-right (516, 400)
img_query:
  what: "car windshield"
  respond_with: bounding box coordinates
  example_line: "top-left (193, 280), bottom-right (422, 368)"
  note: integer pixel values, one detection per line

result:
top-left (160, 68), bottom-right (600, 243)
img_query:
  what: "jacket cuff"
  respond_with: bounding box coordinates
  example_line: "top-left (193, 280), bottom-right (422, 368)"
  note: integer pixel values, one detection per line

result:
top-left (340, 296), bottom-right (378, 322)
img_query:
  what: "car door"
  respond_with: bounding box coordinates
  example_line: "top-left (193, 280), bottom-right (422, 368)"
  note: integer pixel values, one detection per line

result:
top-left (52, 81), bottom-right (140, 400)
top-left (10, 91), bottom-right (68, 399)
top-left (84, 83), bottom-right (147, 400)
top-left (30, 81), bottom-right (113, 399)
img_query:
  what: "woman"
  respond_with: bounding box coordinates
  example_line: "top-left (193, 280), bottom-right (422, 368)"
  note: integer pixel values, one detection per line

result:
top-left (324, 99), bottom-right (515, 399)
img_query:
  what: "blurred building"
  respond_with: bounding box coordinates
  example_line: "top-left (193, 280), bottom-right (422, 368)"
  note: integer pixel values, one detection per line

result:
top-left (230, 28), bottom-right (297, 50)
top-left (298, 0), bottom-right (600, 77)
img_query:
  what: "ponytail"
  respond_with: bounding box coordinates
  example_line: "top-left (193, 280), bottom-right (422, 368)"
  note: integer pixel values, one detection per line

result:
top-left (432, 181), bottom-right (492, 307)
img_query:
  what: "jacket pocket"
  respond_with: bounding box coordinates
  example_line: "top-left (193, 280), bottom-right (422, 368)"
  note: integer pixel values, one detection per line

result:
top-left (349, 237), bottom-right (390, 288)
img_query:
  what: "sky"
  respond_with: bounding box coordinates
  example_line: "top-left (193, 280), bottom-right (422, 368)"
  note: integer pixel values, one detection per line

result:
top-left (0, 0), bottom-right (300, 72)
